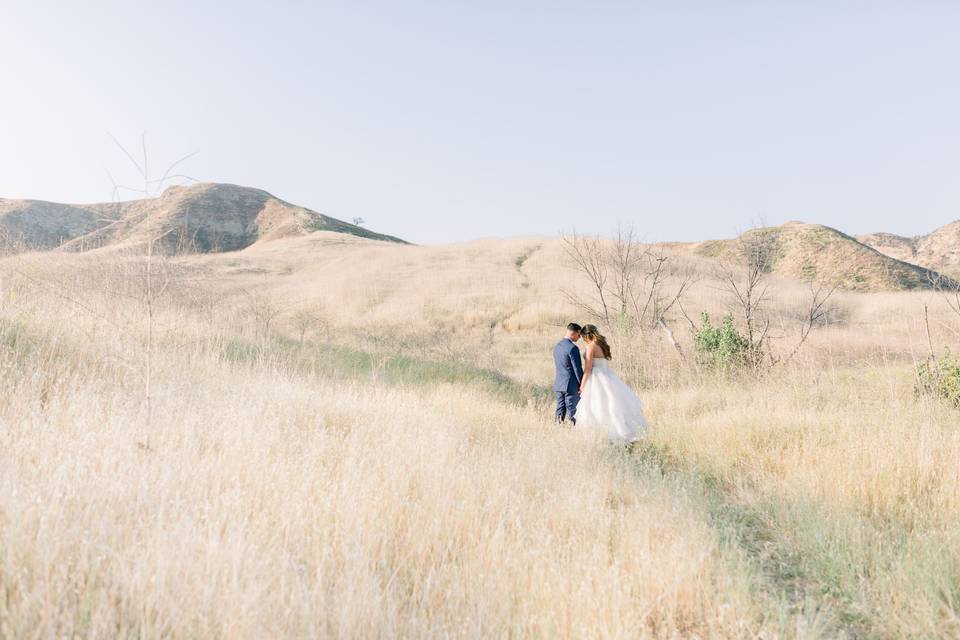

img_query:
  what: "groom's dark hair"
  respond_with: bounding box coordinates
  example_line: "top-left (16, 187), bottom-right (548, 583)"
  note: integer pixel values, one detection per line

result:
top-left (567, 322), bottom-right (583, 333)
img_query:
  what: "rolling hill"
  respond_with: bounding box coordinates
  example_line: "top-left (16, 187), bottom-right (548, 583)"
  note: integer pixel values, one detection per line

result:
top-left (3, 183), bottom-right (956, 293)
top-left (693, 221), bottom-right (945, 291)
top-left (0, 183), bottom-right (406, 254)
top-left (0, 199), bottom-right (118, 251)
top-left (858, 221), bottom-right (960, 279)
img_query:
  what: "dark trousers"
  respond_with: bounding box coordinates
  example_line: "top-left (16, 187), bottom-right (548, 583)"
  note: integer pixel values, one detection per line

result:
top-left (555, 391), bottom-right (579, 424)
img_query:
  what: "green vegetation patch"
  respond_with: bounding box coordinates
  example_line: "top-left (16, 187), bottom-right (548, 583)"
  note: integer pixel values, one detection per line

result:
top-left (916, 351), bottom-right (960, 408)
top-left (221, 336), bottom-right (551, 406)
top-left (694, 312), bottom-right (750, 371)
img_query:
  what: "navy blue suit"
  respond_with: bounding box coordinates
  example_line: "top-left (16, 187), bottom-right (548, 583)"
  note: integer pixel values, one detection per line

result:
top-left (553, 337), bottom-right (584, 423)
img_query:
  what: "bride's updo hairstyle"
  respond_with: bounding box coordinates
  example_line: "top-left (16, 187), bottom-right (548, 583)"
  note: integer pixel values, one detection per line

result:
top-left (581, 324), bottom-right (612, 360)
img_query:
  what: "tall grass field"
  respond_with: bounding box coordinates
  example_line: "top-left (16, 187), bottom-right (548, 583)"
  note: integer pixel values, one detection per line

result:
top-left (2, 235), bottom-right (960, 638)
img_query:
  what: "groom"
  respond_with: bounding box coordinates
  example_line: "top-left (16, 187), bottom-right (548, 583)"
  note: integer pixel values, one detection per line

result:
top-left (553, 322), bottom-right (584, 424)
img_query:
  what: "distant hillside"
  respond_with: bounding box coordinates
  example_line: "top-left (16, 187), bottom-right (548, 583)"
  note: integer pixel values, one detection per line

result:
top-left (858, 221), bottom-right (960, 279)
top-left (0, 183), bottom-right (406, 254)
top-left (693, 222), bottom-right (944, 291)
top-left (0, 199), bottom-right (119, 251)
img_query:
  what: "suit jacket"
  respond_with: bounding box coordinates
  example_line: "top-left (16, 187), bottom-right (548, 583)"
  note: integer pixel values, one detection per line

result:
top-left (553, 338), bottom-right (584, 393)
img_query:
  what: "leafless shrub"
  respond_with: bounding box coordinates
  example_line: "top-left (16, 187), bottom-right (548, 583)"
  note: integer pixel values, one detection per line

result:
top-left (243, 290), bottom-right (282, 342)
top-left (922, 272), bottom-right (960, 359)
top-left (562, 226), bottom-right (695, 358)
top-left (291, 306), bottom-right (330, 345)
top-left (717, 226), bottom-right (837, 370)
top-left (929, 272), bottom-right (960, 323)
top-left (562, 232), bottom-right (611, 323)
top-left (781, 280), bottom-right (838, 365)
top-left (0, 228), bottom-right (29, 257)
top-left (716, 228), bottom-right (777, 368)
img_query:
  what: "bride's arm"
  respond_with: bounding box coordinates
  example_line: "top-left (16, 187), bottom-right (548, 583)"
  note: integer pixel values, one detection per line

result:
top-left (579, 347), bottom-right (593, 395)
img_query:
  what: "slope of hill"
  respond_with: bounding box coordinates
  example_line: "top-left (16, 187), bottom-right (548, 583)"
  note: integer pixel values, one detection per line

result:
top-left (855, 232), bottom-right (917, 264)
top-left (693, 222), bottom-right (943, 291)
top-left (0, 183), bottom-right (406, 254)
top-left (0, 199), bottom-right (119, 251)
top-left (4, 184), bottom-right (955, 293)
top-left (858, 221), bottom-right (960, 278)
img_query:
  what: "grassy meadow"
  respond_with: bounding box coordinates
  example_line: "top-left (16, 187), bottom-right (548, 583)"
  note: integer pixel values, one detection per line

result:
top-left (2, 233), bottom-right (960, 638)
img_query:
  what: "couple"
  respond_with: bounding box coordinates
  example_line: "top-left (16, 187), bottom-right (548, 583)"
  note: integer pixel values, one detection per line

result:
top-left (553, 322), bottom-right (647, 444)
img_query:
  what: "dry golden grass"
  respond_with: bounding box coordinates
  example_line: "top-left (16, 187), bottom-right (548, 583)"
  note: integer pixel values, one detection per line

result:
top-left (2, 235), bottom-right (960, 638)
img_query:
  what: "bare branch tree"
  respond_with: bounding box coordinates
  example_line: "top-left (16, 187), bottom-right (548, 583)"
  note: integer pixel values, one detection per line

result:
top-left (717, 227), bottom-right (779, 369)
top-left (608, 225), bottom-right (643, 319)
top-left (151, 151), bottom-right (200, 190)
top-left (106, 132), bottom-right (198, 201)
top-left (561, 231), bottom-right (611, 323)
top-left (712, 225), bottom-right (840, 371)
top-left (781, 280), bottom-right (838, 365)
top-left (108, 132), bottom-right (147, 192)
top-left (628, 245), bottom-right (695, 331)
top-left (562, 228), bottom-right (695, 357)
top-left (291, 306), bottom-right (330, 345)
top-left (629, 248), bottom-right (665, 326)
top-left (242, 290), bottom-right (282, 343)
top-left (929, 272), bottom-right (960, 320)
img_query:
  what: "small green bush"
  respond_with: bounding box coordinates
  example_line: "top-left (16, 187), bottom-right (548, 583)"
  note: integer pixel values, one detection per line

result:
top-left (694, 312), bottom-right (749, 370)
top-left (916, 351), bottom-right (960, 407)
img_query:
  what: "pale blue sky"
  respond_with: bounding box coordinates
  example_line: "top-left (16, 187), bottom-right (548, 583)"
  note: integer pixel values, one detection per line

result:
top-left (2, 1), bottom-right (958, 244)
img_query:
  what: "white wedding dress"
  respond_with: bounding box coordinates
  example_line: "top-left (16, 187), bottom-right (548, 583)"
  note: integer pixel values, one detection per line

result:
top-left (576, 358), bottom-right (647, 443)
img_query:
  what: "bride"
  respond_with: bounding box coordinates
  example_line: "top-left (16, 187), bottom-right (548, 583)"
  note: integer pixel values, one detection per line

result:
top-left (576, 324), bottom-right (648, 444)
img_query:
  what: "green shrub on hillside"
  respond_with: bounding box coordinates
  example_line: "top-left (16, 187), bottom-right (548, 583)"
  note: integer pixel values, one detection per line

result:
top-left (916, 351), bottom-right (960, 408)
top-left (694, 312), bottom-right (749, 370)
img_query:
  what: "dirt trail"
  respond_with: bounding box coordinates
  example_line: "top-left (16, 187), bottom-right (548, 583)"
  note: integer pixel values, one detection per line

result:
top-left (495, 244), bottom-right (541, 335)
top-left (514, 244), bottom-right (539, 289)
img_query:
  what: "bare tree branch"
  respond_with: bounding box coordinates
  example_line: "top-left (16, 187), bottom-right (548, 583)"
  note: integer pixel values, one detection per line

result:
top-left (141, 132), bottom-right (149, 194)
top-left (716, 226), bottom-right (780, 370)
top-left (561, 231), bottom-right (611, 323)
top-left (151, 151), bottom-right (199, 189)
top-left (107, 133), bottom-right (199, 198)
top-left (108, 132), bottom-right (146, 179)
top-left (562, 228), bottom-right (696, 359)
top-left (929, 271), bottom-right (960, 319)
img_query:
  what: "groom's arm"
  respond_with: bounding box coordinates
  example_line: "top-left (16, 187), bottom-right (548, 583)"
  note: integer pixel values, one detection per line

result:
top-left (569, 345), bottom-right (584, 387)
